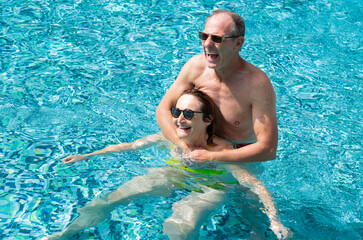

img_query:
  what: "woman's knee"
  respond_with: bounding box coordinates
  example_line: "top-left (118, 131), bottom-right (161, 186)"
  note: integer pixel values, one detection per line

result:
top-left (163, 218), bottom-right (198, 240)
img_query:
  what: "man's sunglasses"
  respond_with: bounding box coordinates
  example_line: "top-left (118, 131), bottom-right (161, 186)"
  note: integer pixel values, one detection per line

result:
top-left (198, 31), bottom-right (239, 43)
top-left (171, 107), bottom-right (203, 120)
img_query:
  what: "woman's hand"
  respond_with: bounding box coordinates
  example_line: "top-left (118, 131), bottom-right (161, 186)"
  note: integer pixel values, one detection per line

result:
top-left (61, 155), bottom-right (87, 164)
top-left (270, 219), bottom-right (293, 239)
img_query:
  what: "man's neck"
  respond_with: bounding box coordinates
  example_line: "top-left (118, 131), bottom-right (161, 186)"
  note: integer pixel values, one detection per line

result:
top-left (213, 55), bottom-right (244, 81)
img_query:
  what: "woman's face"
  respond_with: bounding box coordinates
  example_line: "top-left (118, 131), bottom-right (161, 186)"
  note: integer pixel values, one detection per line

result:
top-left (173, 94), bottom-right (211, 145)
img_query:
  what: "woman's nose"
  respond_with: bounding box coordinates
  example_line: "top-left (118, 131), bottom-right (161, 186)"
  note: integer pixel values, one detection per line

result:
top-left (177, 113), bottom-right (186, 122)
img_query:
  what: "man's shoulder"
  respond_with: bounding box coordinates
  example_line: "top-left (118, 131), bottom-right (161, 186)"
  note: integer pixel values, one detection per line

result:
top-left (182, 54), bottom-right (206, 80)
top-left (242, 60), bottom-right (268, 78)
top-left (247, 67), bottom-right (275, 103)
top-left (187, 54), bottom-right (206, 68)
top-left (242, 61), bottom-right (271, 87)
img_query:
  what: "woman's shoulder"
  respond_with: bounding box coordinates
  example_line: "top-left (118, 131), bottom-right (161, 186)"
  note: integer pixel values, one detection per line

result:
top-left (210, 136), bottom-right (233, 151)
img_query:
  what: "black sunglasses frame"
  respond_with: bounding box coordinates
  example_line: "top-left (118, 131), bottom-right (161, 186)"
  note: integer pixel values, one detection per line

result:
top-left (198, 31), bottom-right (239, 43)
top-left (171, 107), bottom-right (203, 120)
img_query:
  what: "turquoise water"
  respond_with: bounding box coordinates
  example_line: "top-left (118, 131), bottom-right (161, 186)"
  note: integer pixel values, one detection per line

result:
top-left (1, 0), bottom-right (362, 239)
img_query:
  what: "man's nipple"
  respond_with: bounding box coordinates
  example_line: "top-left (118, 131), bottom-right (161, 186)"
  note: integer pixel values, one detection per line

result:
top-left (234, 121), bottom-right (240, 125)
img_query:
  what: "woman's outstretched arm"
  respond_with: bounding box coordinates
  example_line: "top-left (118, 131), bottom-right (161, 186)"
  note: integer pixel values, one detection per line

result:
top-left (61, 133), bottom-right (167, 164)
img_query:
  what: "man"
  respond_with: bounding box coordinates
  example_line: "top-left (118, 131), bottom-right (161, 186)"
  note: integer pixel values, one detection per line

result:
top-left (156, 10), bottom-right (278, 163)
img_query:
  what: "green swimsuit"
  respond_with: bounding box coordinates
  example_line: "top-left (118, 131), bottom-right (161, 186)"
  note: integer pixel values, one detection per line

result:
top-left (165, 145), bottom-right (238, 193)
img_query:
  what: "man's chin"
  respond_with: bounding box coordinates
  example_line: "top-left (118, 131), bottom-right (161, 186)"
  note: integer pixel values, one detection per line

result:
top-left (205, 53), bottom-right (220, 67)
top-left (205, 59), bottom-right (219, 69)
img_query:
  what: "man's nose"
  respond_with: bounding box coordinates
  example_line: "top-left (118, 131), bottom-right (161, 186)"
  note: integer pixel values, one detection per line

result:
top-left (203, 36), bottom-right (214, 47)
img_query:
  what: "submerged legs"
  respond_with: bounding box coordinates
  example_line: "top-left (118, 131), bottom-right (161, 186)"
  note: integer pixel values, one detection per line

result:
top-left (163, 185), bottom-right (232, 240)
top-left (45, 167), bottom-right (180, 239)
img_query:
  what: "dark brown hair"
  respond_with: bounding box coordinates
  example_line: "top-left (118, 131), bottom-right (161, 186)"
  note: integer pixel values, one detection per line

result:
top-left (180, 89), bottom-right (215, 145)
top-left (206, 10), bottom-right (245, 37)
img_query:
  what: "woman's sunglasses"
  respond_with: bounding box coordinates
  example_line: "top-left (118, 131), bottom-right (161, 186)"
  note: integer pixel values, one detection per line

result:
top-left (171, 107), bottom-right (203, 120)
top-left (198, 31), bottom-right (239, 43)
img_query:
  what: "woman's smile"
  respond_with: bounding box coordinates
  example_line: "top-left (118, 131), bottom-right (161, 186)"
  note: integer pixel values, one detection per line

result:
top-left (173, 94), bottom-right (210, 146)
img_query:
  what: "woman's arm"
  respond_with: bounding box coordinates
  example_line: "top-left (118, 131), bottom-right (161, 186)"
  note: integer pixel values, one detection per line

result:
top-left (226, 164), bottom-right (292, 239)
top-left (61, 133), bottom-right (167, 164)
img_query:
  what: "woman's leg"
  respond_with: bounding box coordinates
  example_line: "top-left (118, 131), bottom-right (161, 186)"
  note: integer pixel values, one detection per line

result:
top-left (163, 185), bottom-right (233, 240)
top-left (46, 167), bottom-right (181, 239)
top-left (227, 165), bottom-right (292, 239)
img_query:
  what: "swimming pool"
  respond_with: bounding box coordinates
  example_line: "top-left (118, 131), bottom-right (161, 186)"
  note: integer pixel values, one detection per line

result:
top-left (1, 0), bottom-right (362, 239)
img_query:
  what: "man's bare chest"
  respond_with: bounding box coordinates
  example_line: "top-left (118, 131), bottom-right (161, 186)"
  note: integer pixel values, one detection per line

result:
top-left (198, 81), bottom-right (252, 124)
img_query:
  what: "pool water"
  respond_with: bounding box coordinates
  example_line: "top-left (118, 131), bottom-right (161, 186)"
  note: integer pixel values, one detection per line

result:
top-left (1, 0), bottom-right (362, 239)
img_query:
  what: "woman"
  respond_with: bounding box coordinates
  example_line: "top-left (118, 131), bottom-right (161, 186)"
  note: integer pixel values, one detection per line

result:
top-left (46, 90), bottom-right (291, 240)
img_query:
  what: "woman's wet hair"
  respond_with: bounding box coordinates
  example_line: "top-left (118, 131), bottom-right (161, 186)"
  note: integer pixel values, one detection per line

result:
top-left (180, 89), bottom-right (215, 145)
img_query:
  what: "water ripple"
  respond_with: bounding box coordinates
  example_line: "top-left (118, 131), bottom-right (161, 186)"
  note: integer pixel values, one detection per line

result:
top-left (0, 0), bottom-right (362, 239)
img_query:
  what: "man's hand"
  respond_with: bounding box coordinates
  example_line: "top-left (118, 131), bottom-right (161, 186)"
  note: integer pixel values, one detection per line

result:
top-left (187, 149), bottom-right (214, 162)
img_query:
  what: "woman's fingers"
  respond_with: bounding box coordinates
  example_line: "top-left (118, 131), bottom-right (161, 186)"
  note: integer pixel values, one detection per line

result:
top-left (61, 155), bottom-right (80, 164)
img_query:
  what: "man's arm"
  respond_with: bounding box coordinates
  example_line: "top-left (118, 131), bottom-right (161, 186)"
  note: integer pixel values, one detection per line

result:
top-left (156, 57), bottom-right (199, 148)
top-left (188, 74), bottom-right (278, 163)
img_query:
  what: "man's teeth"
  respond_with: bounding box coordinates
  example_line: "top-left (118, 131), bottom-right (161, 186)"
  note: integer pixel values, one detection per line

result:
top-left (207, 53), bottom-right (219, 59)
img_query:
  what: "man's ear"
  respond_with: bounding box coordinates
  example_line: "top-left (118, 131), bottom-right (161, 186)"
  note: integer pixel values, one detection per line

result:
top-left (235, 36), bottom-right (244, 50)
